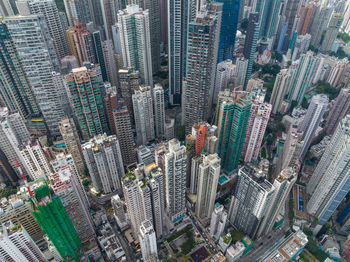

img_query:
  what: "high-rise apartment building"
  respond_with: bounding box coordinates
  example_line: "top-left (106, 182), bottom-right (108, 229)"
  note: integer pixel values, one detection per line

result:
top-left (168, 0), bottom-right (190, 105)
top-left (17, 0), bottom-right (70, 60)
top-left (257, 167), bottom-right (297, 237)
top-left (139, 0), bottom-right (160, 73)
top-left (59, 117), bottom-right (86, 175)
top-left (325, 88), bottom-right (350, 135)
top-left (242, 100), bottom-right (271, 163)
top-left (91, 30), bottom-right (107, 82)
top-left (0, 0), bottom-right (14, 17)
top-left (214, 60), bottom-right (235, 104)
top-left (321, 13), bottom-right (343, 52)
top-left (117, 5), bottom-right (153, 86)
top-left (309, 5), bottom-right (333, 48)
top-left (111, 194), bottom-right (127, 226)
top-left (0, 195), bottom-right (45, 243)
top-left (228, 165), bottom-right (275, 238)
top-left (274, 125), bottom-right (303, 175)
top-left (217, 94), bottom-right (251, 172)
top-left (66, 23), bottom-right (96, 66)
top-left (132, 86), bottom-right (155, 145)
top-left (0, 221), bottom-right (46, 262)
top-left (122, 166), bottom-right (164, 238)
top-left (18, 139), bottom-right (51, 180)
top-left (48, 167), bottom-right (95, 244)
top-left (113, 106), bottom-right (136, 166)
top-left (243, 12), bottom-right (259, 88)
top-left (0, 108), bottom-right (30, 180)
top-left (82, 134), bottom-right (125, 193)
top-left (65, 66), bottom-right (108, 140)
top-left (104, 89), bottom-right (119, 135)
top-left (235, 57), bottom-right (248, 87)
top-left (118, 68), bottom-right (140, 125)
top-left (307, 115), bottom-right (350, 225)
top-left (259, 0), bottom-right (282, 42)
top-left (288, 51), bottom-right (319, 105)
top-left (216, 0), bottom-right (240, 62)
top-left (0, 20), bottom-right (40, 119)
top-left (298, 94), bottom-right (328, 160)
top-left (195, 154), bottom-right (221, 222)
top-left (5, 15), bottom-right (63, 136)
top-left (270, 69), bottom-right (292, 114)
top-left (153, 84), bottom-right (165, 139)
top-left (139, 220), bottom-right (158, 262)
top-left (209, 204), bottom-right (227, 239)
top-left (102, 39), bottom-right (119, 86)
top-left (183, 10), bottom-right (219, 132)
top-left (30, 179), bottom-right (82, 260)
top-left (62, 0), bottom-right (92, 25)
top-left (165, 139), bottom-right (187, 222)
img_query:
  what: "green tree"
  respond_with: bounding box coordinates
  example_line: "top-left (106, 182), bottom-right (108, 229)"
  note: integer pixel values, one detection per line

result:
top-left (0, 188), bottom-right (17, 199)
top-left (82, 178), bottom-right (91, 187)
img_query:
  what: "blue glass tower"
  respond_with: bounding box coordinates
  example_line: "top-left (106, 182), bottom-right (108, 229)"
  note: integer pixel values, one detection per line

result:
top-left (217, 0), bottom-right (241, 62)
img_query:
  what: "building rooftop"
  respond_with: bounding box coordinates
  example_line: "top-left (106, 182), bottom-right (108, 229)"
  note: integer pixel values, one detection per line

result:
top-left (262, 230), bottom-right (308, 262)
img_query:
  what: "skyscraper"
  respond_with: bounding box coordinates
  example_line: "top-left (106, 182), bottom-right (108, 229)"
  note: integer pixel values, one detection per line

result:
top-left (5, 15), bottom-right (63, 136)
top-left (167, 0), bottom-right (190, 105)
top-left (217, 94), bottom-right (251, 172)
top-left (214, 60), bottom-right (235, 104)
top-left (113, 106), bottom-right (136, 166)
top-left (63, 0), bottom-right (92, 25)
top-left (0, 108), bottom-right (30, 179)
top-left (139, 0), bottom-right (160, 73)
top-left (104, 89), bottom-right (119, 135)
top-left (66, 23), bottom-right (96, 66)
top-left (298, 94), bottom-right (328, 160)
top-left (165, 139), bottom-right (187, 222)
top-left (153, 84), bottom-right (165, 139)
top-left (118, 68), bottom-right (140, 125)
top-left (48, 167), bottom-right (95, 244)
top-left (242, 100), bottom-right (271, 163)
top-left (309, 5), bottom-right (333, 48)
top-left (243, 12), bottom-right (259, 88)
top-left (259, 0), bottom-right (282, 42)
top-left (122, 166), bottom-right (164, 238)
top-left (288, 51), bottom-right (319, 105)
top-left (321, 13), bottom-right (343, 52)
top-left (30, 179), bottom-right (82, 260)
top-left (235, 57), bottom-right (248, 87)
top-left (139, 220), bottom-right (158, 262)
top-left (270, 69), bottom-right (292, 114)
top-left (132, 86), bottom-right (155, 145)
top-left (102, 39), bottom-right (119, 86)
top-left (183, 10), bottom-right (219, 132)
top-left (82, 134), bottom-right (125, 193)
top-left (228, 165), bottom-right (275, 238)
top-left (209, 204), bottom-right (227, 239)
top-left (59, 117), bottom-right (86, 175)
top-left (117, 5), bottom-right (153, 86)
top-left (17, 0), bottom-right (70, 60)
top-left (257, 167), bottom-right (297, 236)
top-left (0, 221), bottom-right (46, 262)
top-left (0, 20), bottom-right (40, 119)
top-left (65, 66), bottom-right (108, 140)
top-left (0, 0), bottom-right (14, 17)
top-left (325, 88), bottom-right (350, 135)
top-left (195, 154), bottom-right (221, 222)
top-left (216, 0), bottom-right (240, 62)
top-left (18, 139), bottom-right (51, 180)
top-left (91, 30), bottom-right (107, 82)
top-left (307, 115), bottom-right (350, 225)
